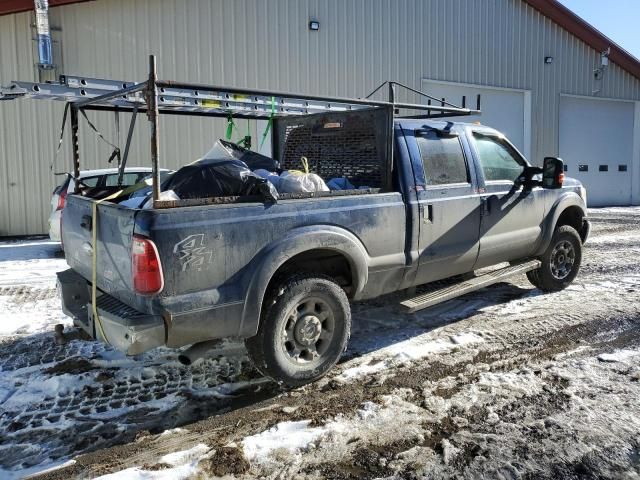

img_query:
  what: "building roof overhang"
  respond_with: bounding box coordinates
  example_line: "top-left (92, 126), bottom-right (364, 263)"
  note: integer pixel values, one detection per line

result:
top-left (523, 0), bottom-right (640, 81)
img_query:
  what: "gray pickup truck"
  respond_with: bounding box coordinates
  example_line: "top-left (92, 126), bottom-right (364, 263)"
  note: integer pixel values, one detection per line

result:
top-left (57, 112), bottom-right (589, 387)
top-left (8, 68), bottom-right (582, 386)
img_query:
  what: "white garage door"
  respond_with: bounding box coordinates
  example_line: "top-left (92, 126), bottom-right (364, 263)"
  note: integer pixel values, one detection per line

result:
top-left (559, 96), bottom-right (635, 207)
top-left (421, 79), bottom-right (530, 158)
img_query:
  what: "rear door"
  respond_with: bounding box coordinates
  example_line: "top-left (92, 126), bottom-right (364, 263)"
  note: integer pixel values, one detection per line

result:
top-left (407, 126), bottom-right (482, 285)
top-left (469, 129), bottom-right (545, 268)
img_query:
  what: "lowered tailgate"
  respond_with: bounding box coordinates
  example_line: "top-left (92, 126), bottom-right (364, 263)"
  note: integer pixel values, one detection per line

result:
top-left (62, 194), bottom-right (139, 307)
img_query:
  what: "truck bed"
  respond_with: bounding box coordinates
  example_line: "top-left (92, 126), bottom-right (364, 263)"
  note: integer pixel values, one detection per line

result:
top-left (62, 191), bottom-right (407, 346)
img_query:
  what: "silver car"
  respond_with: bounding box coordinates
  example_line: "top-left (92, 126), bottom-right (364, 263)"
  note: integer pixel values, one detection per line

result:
top-left (49, 167), bottom-right (170, 243)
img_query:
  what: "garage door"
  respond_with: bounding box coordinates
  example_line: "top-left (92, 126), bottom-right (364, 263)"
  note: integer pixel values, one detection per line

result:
top-left (560, 96), bottom-right (635, 207)
top-left (421, 79), bottom-right (530, 158)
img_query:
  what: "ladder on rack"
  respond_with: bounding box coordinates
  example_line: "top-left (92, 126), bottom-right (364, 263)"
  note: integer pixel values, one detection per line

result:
top-left (1, 75), bottom-right (480, 120)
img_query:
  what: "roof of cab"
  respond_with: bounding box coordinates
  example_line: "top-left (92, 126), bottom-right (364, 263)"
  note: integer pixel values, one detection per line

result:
top-left (396, 118), bottom-right (500, 134)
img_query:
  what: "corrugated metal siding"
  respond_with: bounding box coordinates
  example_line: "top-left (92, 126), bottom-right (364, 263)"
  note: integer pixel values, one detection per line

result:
top-left (1, 0), bottom-right (639, 235)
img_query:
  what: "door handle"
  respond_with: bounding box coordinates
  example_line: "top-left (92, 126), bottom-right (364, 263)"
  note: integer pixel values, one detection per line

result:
top-left (424, 204), bottom-right (433, 223)
top-left (481, 197), bottom-right (491, 215)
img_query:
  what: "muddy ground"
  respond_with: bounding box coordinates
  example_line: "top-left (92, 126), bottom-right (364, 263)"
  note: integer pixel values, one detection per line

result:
top-left (1, 208), bottom-right (639, 479)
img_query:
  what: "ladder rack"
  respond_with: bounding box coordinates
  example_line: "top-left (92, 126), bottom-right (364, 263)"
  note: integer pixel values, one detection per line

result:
top-left (1, 76), bottom-right (480, 120)
top-left (0, 55), bottom-right (481, 206)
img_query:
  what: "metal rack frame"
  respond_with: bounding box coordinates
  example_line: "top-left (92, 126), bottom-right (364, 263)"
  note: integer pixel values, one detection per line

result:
top-left (1, 55), bottom-right (481, 206)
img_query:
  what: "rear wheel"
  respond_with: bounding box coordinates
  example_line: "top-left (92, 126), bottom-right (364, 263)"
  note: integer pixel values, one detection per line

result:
top-left (527, 225), bottom-right (582, 292)
top-left (245, 274), bottom-right (351, 387)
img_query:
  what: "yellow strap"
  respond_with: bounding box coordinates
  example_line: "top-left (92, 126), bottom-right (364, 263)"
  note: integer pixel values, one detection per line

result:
top-left (300, 156), bottom-right (309, 174)
top-left (90, 182), bottom-right (151, 345)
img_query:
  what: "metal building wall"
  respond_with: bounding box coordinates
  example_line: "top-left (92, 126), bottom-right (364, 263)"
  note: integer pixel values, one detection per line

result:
top-left (1, 0), bottom-right (639, 235)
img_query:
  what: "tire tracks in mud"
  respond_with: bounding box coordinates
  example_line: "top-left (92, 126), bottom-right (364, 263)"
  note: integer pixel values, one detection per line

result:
top-left (26, 209), bottom-right (640, 478)
top-left (36, 284), bottom-right (640, 479)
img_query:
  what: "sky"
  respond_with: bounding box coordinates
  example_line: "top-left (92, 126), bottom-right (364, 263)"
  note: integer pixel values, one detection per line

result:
top-left (558, 0), bottom-right (640, 60)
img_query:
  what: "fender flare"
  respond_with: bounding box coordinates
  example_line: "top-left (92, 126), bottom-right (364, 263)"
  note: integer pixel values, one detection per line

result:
top-left (535, 192), bottom-right (587, 256)
top-left (238, 225), bottom-right (370, 337)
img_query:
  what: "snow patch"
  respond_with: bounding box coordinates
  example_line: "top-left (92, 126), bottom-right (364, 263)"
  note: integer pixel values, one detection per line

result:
top-left (337, 332), bottom-right (484, 382)
top-left (242, 420), bottom-right (328, 462)
top-left (95, 444), bottom-right (210, 480)
top-left (597, 349), bottom-right (640, 363)
top-left (159, 443), bottom-right (210, 466)
top-left (242, 394), bottom-right (425, 469)
top-left (0, 294), bottom-right (71, 336)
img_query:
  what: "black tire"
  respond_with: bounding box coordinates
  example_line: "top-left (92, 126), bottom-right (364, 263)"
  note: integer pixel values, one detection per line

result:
top-left (245, 274), bottom-right (351, 387)
top-left (527, 225), bottom-right (582, 292)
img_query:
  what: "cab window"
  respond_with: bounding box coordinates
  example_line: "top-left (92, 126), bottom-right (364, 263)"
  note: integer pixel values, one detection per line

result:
top-left (472, 133), bottom-right (525, 182)
top-left (417, 130), bottom-right (469, 186)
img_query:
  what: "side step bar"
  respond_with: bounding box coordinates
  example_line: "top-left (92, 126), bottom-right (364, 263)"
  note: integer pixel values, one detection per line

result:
top-left (400, 260), bottom-right (541, 313)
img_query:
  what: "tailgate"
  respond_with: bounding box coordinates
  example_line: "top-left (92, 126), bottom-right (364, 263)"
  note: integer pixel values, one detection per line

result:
top-left (62, 194), bottom-right (137, 303)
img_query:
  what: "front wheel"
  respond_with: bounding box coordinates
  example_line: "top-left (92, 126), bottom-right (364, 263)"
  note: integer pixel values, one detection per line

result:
top-left (245, 274), bottom-right (351, 387)
top-left (527, 225), bottom-right (582, 292)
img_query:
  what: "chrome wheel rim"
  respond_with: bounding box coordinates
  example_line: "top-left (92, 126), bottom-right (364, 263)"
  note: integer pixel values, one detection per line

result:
top-left (282, 296), bottom-right (335, 364)
top-left (550, 240), bottom-right (576, 280)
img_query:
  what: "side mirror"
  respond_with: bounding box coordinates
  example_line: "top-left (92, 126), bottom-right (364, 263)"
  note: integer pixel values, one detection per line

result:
top-left (515, 165), bottom-right (543, 189)
top-left (542, 157), bottom-right (564, 189)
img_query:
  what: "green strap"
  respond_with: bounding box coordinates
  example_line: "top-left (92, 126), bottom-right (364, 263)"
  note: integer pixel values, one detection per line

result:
top-left (225, 114), bottom-right (236, 141)
top-left (259, 96), bottom-right (276, 150)
top-left (227, 116), bottom-right (253, 148)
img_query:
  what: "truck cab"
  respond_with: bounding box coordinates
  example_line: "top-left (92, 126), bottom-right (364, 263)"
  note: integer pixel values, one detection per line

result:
top-left (398, 120), bottom-right (588, 289)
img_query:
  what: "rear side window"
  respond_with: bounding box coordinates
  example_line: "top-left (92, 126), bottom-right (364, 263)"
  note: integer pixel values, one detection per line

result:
top-left (104, 172), bottom-right (145, 186)
top-left (472, 133), bottom-right (525, 182)
top-left (80, 176), bottom-right (101, 187)
top-left (417, 131), bottom-right (469, 185)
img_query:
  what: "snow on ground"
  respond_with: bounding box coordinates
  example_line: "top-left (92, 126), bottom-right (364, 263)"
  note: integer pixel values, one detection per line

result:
top-left (0, 238), bottom-right (254, 478)
top-left (2, 207), bottom-right (640, 479)
top-left (0, 239), bottom-right (67, 288)
top-left (0, 239), bottom-right (70, 336)
top-left (94, 444), bottom-right (210, 480)
top-left (337, 331), bottom-right (484, 382)
top-left (0, 293), bottom-right (71, 336)
top-left (237, 346), bottom-right (640, 479)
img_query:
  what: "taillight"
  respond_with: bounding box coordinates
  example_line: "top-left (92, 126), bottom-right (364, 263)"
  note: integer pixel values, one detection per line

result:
top-left (56, 189), bottom-right (67, 211)
top-left (132, 235), bottom-right (164, 295)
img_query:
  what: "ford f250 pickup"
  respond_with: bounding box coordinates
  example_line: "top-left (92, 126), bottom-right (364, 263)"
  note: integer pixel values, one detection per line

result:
top-left (2, 60), bottom-right (589, 386)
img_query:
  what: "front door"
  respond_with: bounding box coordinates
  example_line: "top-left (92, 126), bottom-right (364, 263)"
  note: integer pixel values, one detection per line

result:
top-left (469, 129), bottom-right (545, 269)
top-left (412, 127), bottom-right (482, 286)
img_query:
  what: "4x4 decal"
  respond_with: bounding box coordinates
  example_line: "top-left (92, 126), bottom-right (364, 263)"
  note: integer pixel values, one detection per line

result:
top-left (173, 234), bottom-right (213, 272)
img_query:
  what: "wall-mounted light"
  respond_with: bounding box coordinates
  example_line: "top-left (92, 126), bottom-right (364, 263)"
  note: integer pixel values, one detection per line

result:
top-left (600, 48), bottom-right (610, 67)
top-left (544, 56), bottom-right (554, 64)
top-left (593, 47), bottom-right (611, 89)
top-left (309, 20), bottom-right (320, 31)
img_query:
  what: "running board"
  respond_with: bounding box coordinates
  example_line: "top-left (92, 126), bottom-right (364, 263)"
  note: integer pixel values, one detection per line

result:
top-left (400, 260), bottom-right (541, 313)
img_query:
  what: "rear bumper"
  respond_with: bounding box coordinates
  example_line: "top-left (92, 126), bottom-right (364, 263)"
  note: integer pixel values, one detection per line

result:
top-left (57, 269), bottom-right (166, 355)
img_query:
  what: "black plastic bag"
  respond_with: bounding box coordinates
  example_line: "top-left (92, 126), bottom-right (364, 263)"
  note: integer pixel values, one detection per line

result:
top-left (219, 139), bottom-right (280, 172)
top-left (163, 156), bottom-right (278, 203)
